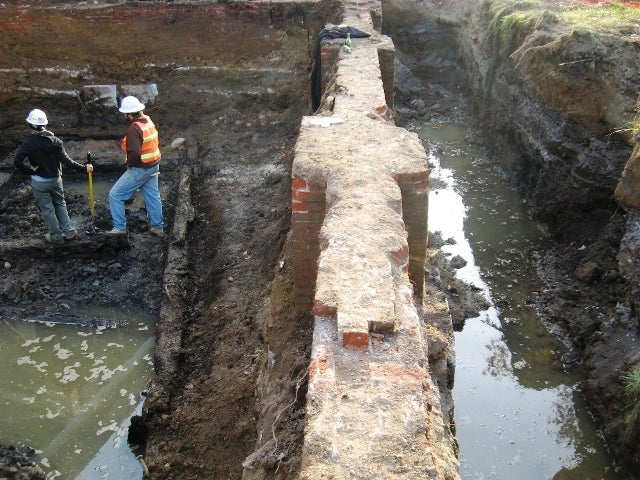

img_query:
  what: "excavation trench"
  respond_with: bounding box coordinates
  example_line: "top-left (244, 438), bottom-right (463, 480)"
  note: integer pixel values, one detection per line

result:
top-left (0, 2), bottom-right (327, 478)
top-left (2, 0), bottom-right (639, 479)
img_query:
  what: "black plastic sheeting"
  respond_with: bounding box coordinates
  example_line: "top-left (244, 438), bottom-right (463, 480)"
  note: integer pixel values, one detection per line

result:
top-left (310, 25), bottom-right (371, 111)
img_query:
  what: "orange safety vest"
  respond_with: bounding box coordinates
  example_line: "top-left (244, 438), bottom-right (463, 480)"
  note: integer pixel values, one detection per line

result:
top-left (120, 115), bottom-right (161, 164)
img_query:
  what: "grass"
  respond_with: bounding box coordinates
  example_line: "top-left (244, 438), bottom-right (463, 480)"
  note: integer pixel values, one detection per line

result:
top-left (488, 0), bottom-right (640, 35)
top-left (622, 365), bottom-right (640, 441)
top-left (487, 2), bottom-right (546, 49)
top-left (501, 11), bottom-right (533, 33)
top-left (611, 103), bottom-right (640, 138)
top-left (632, 104), bottom-right (640, 137)
top-left (558, 2), bottom-right (640, 31)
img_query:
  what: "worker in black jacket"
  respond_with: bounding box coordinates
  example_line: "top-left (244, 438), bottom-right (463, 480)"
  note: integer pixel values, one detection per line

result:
top-left (13, 109), bottom-right (93, 244)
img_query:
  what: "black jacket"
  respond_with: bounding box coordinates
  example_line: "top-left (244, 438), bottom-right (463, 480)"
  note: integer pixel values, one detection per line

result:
top-left (13, 130), bottom-right (86, 178)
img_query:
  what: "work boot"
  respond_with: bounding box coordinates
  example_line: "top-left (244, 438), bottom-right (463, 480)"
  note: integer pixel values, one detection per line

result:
top-left (44, 233), bottom-right (64, 245)
top-left (150, 227), bottom-right (165, 237)
top-left (63, 230), bottom-right (77, 240)
top-left (106, 228), bottom-right (127, 235)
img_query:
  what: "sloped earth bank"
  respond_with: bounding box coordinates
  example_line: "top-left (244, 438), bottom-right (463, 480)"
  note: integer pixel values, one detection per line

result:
top-left (384, 0), bottom-right (640, 474)
top-left (139, 122), bottom-right (310, 480)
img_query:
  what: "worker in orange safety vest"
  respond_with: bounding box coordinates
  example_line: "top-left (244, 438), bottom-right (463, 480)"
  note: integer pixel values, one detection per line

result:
top-left (107, 95), bottom-right (164, 237)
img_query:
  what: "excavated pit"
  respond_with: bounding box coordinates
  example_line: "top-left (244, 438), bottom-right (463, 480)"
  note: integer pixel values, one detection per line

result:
top-left (0, 2), bottom-right (340, 478)
top-left (13, 0), bottom-right (640, 479)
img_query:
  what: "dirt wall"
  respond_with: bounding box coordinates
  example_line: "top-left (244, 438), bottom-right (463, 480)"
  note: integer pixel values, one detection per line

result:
top-left (0, 0), bottom-right (332, 158)
top-left (384, 0), bottom-right (640, 471)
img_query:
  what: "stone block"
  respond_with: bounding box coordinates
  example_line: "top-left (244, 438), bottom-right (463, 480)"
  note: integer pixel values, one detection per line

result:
top-left (120, 84), bottom-right (159, 106)
top-left (83, 84), bottom-right (117, 108)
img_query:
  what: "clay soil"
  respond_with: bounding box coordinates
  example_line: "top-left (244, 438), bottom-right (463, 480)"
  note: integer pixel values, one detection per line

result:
top-left (0, 65), bottom-right (311, 480)
top-left (2, 0), bottom-right (640, 478)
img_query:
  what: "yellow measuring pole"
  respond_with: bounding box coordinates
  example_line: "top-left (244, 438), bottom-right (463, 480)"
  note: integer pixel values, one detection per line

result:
top-left (87, 152), bottom-right (95, 216)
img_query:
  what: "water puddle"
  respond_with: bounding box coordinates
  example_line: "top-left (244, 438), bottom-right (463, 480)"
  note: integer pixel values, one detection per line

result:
top-left (0, 307), bottom-right (155, 479)
top-left (65, 175), bottom-right (170, 214)
top-left (417, 121), bottom-right (624, 479)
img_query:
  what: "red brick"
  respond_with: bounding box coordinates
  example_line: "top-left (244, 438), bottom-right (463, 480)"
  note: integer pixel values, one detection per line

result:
top-left (293, 268), bottom-right (317, 281)
top-left (302, 200), bottom-right (327, 214)
top-left (291, 177), bottom-right (307, 189)
top-left (292, 230), bottom-right (320, 243)
top-left (312, 300), bottom-right (337, 317)
top-left (411, 178), bottom-right (429, 194)
top-left (390, 245), bottom-right (409, 266)
top-left (295, 286), bottom-right (316, 297)
top-left (292, 222), bottom-right (322, 241)
top-left (293, 208), bottom-right (324, 221)
top-left (292, 201), bottom-right (308, 213)
top-left (294, 187), bottom-right (326, 202)
top-left (398, 171), bottom-right (429, 184)
top-left (292, 187), bottom-right (312, 201)
top-left (291, 240), bottom-right (320, 254)
top-left (294, 299), bottom-right (313, 314)
top-left (342, 331), bottom-right (369, 348)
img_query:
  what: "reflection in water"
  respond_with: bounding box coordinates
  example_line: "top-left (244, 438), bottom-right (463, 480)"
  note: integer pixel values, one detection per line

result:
top-left (418, 122), bottom-right (623, 479)
top-left (483, 336), bottom-right (510, 378)
top-left (0, 310), bottom-right (154, 479)
top-left (75, 397), bottom-right (146, 480)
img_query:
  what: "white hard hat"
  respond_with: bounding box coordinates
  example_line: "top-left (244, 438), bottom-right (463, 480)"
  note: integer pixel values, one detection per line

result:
top-left (119, 96), bottom-right (146, 113)
top-left (26, 109), bottom-right (48, 126)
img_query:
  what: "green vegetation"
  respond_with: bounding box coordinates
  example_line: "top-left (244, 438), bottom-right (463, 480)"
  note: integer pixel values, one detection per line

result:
top-left (489, 0), bottom-right (640, 36)
top-left (558, 3), bottom-right (640, 31)
top-left (622, 364), bottom-right (640, 441)
top-left (632, 104), bottom-right (640, 138)
top-left (487, 2), bottom-right (544, 50)
top-left (500, 12), bottom-right (533, 37)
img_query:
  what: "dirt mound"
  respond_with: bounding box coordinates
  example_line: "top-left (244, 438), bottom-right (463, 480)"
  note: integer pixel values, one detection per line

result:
top-left (0, 445), bottom-right (47, 480)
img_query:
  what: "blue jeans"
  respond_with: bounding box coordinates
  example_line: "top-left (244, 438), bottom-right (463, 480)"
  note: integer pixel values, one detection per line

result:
top-left (108, 163), bottom-right (163, 231)
top-left (31, 177), bottom-right (75, 241)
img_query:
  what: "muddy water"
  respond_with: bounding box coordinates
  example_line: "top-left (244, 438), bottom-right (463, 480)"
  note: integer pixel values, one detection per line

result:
top-left (0, 308), bottom-right (155, 479)
top-left (418, 121), bottom-right (624, 479)
top-left (65, 176), bottom-right (171, 215)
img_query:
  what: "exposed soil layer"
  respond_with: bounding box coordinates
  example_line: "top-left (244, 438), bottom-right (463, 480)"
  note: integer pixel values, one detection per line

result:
top-left (0, 84), bottom-right (309, 480)
top-left (0, 2), bottom-right (321, 479)
top-left (139, 112), bottom-right (311, 480)
top-left (3, 0), bottom-right (640, 478)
